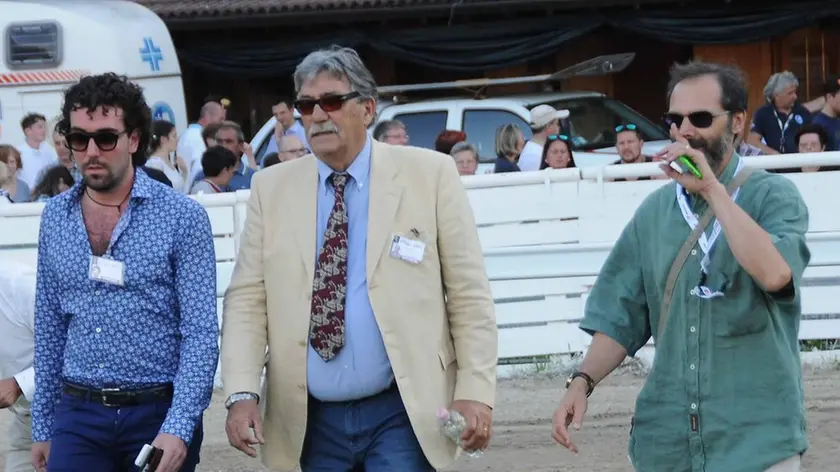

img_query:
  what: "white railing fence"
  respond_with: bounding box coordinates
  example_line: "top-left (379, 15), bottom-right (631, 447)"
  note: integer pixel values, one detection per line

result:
top-left (2, 152), bottom-right (840, 384)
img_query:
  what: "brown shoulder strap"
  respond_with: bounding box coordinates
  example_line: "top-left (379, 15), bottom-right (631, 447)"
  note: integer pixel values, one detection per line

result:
top-left (657, 167), bottom-right (755, 337)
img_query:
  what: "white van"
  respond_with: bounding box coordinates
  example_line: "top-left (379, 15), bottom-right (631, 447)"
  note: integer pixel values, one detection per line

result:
top-left (248, 53), bottom-right (671, 172)
top-left (0, 0), bottom-right (187, 144)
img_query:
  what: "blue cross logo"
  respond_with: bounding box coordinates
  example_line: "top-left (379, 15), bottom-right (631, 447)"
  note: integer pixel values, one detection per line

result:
top-left (139, 37), bottom-right (163, 72)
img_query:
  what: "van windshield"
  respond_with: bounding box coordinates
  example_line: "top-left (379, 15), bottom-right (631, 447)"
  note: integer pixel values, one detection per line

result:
top-left (535, 97), bottom-right (669, 151)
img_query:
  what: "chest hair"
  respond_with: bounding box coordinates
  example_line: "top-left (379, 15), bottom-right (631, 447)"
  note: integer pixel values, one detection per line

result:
top-left (81, 198), bottom-right (123, 256)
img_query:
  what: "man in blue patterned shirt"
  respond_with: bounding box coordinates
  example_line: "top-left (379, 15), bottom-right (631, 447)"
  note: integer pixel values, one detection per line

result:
top-left (29, 73), bottom-right (219, 472)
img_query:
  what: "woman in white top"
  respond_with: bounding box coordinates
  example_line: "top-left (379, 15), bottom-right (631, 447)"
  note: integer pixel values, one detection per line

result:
top-left (145, 120), bottom-right (189, 193)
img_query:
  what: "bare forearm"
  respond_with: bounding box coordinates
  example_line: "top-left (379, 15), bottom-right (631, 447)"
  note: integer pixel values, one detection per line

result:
top-left (703, 182), bottom-right (791, 291)
top-left (746, 134), bottom-right (779, 155)
top-left (579, 333), bottom-right (628, 385)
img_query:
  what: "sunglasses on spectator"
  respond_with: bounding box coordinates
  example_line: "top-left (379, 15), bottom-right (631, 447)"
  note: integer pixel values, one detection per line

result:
top-left (294, 91), bottom-right (361, 115)
top-left (65, 130), bottom-right (127, 152)
top-left (663, 111), bottom-right (728, 129)
top-left (615, 124), bottom-right (638, 133)
top-left (547, 134), bottom-right (570, 141)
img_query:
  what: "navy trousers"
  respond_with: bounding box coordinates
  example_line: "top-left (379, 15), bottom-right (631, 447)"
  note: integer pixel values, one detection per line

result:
top-left (300, 384), bottom-right (435, 472)
top-left (47, 393), bottom-right (203, 472)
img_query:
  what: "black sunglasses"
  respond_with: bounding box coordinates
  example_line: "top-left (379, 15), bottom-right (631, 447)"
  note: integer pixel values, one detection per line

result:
top-left (547, 134), bottom-right (570, 141)
top-left (663, 111), bottom-right (728, 129)
top-left (615, 124), bottom-right (637, 133)
top-left (294, 91), bottom-right (362, 116)
top-left (64, 130), bottom-right (128, 152)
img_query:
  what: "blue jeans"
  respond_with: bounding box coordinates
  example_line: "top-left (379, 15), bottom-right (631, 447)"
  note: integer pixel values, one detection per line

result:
top-left (301, 384), bottom-right (435, 472)
top-left (47, 393), bottom-right (203, 471)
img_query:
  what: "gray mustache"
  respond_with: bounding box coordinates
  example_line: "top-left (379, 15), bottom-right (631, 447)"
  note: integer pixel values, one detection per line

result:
top-left (309, 123), bottom-right (339, 138)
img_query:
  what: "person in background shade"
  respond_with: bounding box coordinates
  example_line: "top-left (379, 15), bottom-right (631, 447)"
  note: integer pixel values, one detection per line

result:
top-left (540, 134), bottom-right (576, 170)
top-left (434, 130), bottom-right (466, 155)
top-left (493, 124), bottom-right (523, 173)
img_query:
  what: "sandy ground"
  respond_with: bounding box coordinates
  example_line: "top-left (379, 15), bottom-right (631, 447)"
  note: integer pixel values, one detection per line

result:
top-left (2, 367), bottom-right (839, 472)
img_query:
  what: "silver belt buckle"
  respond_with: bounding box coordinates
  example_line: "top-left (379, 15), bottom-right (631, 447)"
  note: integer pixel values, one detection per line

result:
top-left (101, 388), bottom-right (121, 407)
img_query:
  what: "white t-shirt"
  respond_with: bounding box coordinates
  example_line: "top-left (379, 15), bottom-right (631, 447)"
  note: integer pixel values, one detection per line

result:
top-left (0, 258), bottom-right (37, 414)
top-left (176, 124), bottom-right (206, 183)
top-left (518, 141), bottom-right (543, 172)
top-left (16, 141), bottom-right (59, 189)
top-left (145, 156), bottom-right (187, 194)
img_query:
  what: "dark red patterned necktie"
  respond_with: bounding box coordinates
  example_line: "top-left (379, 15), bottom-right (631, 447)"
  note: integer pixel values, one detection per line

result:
top-left (309, 173), bottom-right (349, 361)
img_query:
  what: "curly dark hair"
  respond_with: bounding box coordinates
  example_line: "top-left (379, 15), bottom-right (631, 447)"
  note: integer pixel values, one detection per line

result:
top-left (56, 73), bottom-right (151, 167)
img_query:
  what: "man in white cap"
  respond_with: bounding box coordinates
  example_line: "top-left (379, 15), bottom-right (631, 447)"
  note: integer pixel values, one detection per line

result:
top-left (0, 258), bottom-right (36, 472)
top-left (518, 104), bottom-right (570, 171)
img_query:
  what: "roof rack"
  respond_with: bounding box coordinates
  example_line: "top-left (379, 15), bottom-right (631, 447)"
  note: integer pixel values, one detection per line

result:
top-left (376, 52), bottom-right (636, 100)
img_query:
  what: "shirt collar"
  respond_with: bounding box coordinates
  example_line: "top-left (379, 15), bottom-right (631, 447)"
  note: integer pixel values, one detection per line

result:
top-left (317, 133), bottom-right (372, 191)
top-left (66, 166), bottom-right (156, 206)
top-left (716, 151), bottom-right (741, 188)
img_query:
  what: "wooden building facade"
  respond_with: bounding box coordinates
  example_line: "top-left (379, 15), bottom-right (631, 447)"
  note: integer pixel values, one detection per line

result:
top-left (136, 0), bottom-right (840, 137)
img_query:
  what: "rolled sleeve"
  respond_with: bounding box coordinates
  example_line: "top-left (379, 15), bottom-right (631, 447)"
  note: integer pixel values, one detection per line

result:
top-left (756, 177), bottom-right (811, 305)
top-left (159, 202), bottom-right (220, 444)
top-left (14, 367), bottom-right (35, 402)
top-left (579, 217), bottom-right (651, 357)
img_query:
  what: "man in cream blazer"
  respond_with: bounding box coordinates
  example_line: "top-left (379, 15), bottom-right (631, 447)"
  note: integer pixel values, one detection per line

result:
top-left (221, 45), bottom-right (497, 472)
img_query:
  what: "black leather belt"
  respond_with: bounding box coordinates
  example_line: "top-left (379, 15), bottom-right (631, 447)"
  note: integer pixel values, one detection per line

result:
top-left (63, 382), bottom-right (174, 407)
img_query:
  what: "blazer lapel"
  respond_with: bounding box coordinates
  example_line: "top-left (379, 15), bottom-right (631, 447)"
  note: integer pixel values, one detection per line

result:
top-left (286, 156), bottom-right (319, 283)
top-left (367, 142), bottom-right (403, 281)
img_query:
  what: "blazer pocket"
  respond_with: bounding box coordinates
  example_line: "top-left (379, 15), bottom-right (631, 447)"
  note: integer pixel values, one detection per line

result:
top-left (438, 340), bottom-right (457, 370)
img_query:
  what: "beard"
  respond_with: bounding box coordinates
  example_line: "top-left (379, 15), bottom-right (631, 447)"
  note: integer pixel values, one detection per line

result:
top-left (81, 159), bottom-right (128, 192)
top-left (686, 126), bottom-right (733, 172)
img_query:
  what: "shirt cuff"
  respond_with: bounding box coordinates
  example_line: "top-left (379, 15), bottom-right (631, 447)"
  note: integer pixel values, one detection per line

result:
top-left (159, 410), bottom-right (199, 445)
top-left (13, 367), bottom-right (35, 401)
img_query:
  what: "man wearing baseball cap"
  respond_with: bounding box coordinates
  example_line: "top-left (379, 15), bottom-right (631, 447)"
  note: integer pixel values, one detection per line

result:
top-left (811, 75), bottom-right (840, 151)
top-left (518, 104), bottom-right (570, 171)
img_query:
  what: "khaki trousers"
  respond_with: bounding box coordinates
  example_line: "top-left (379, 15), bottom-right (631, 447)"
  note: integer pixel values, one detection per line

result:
top-left (5, 411), bottom-right (33, 472)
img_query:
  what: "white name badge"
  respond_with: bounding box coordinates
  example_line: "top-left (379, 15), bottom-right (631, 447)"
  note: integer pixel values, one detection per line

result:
top-left (389, 235), bottom-right (426, 264)
top-left (89, 256), bottom-right (125, 286)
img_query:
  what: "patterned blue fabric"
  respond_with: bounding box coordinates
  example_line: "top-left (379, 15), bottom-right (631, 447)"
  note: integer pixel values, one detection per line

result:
top-left (31, 168), bottom-right (219, 444)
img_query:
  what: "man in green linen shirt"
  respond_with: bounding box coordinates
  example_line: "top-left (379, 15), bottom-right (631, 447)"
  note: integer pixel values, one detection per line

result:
top-left (551, 61), bottom-right (810, 472)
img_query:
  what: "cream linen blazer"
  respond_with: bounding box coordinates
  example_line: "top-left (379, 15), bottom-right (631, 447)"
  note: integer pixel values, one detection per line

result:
top-left (221, 141), bottom-right (498, 471)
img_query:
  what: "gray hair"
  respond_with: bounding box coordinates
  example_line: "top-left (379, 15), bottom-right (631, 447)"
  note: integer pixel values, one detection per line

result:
top-left (372, 119), bottom-right (405, 141)
top-left (215, 120), bottom-right (245, 143)
top-left (763, 71), bottom-right (798, 102)
top-left (450, 141), bottom-right (478, 160)
top-left (293, 45), bottom-right (378, 120)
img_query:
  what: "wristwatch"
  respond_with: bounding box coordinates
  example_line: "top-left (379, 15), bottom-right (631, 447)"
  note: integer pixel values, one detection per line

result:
top-left (565, 371), bottom-right (595, 398)
top-left (225, 391), bottom-right (260, 410)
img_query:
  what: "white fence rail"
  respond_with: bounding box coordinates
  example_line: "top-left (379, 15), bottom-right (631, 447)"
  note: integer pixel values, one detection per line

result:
top-left (2, 152), bottom-right (840, 381)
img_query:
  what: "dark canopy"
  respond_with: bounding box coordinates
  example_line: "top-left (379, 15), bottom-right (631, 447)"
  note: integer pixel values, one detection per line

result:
top-left (175, 2), bottom-right (840, 77)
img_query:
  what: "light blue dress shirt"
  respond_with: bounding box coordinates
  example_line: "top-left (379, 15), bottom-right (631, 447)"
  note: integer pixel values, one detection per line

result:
top-left (30, 169), bottom-right (219, 444)
top-left (262, 121), bottom-right (310, 164)
top-left (306, 135), bottom-right (394, 402)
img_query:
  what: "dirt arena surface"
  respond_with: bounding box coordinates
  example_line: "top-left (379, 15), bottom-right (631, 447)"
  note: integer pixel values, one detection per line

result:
top-left (2, 367), bottom-right (838, 472)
